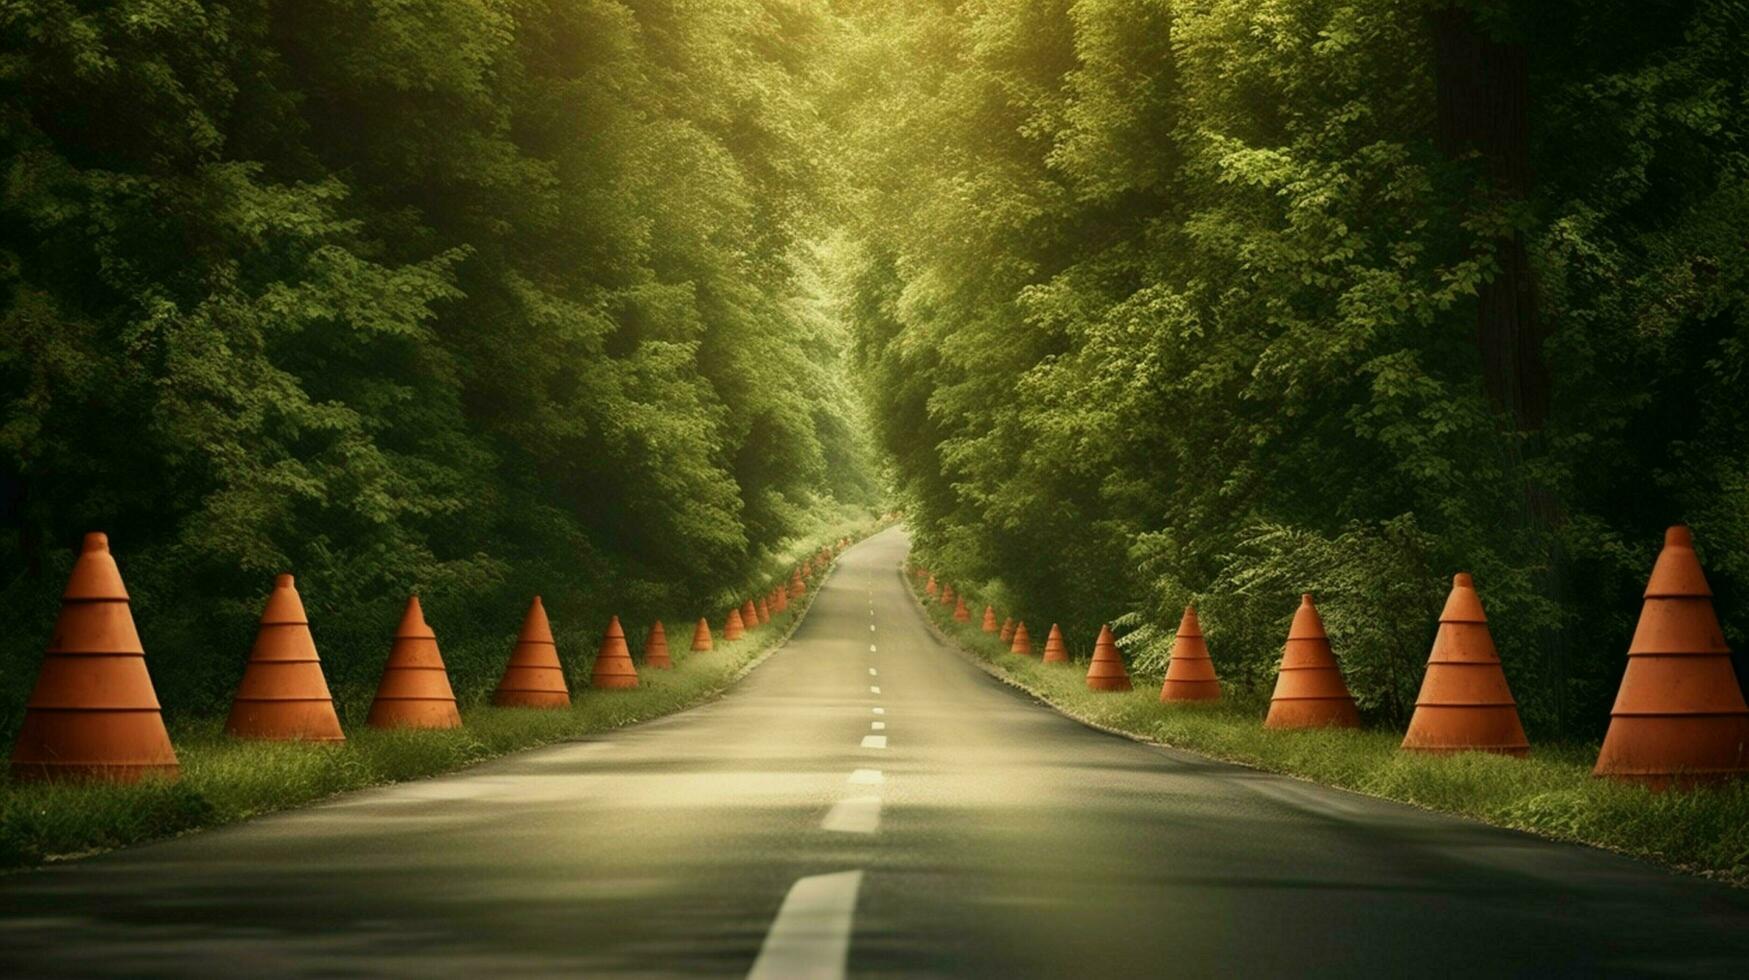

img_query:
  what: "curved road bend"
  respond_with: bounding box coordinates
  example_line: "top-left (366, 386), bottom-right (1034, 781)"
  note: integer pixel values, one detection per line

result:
top-left (2, 527), bottom-right (1748, 977)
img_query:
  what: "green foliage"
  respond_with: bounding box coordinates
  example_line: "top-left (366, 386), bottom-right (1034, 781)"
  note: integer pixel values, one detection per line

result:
top-left (0, 1), bottom-right (879, 730)
top-left (5, 0), bottom-right (1748, 756)
top-left (833, 0), bottom-right (1749, 739)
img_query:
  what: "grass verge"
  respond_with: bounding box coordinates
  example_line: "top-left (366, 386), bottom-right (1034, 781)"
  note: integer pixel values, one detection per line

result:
top-left (0, 547), bottom-right (842, 871)
top-left (909, 579), bottom-right (1749, 886)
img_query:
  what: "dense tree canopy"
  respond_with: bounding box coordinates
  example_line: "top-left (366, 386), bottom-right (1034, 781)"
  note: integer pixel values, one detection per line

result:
top-left (4, 0), bottom-right (1745, 741)
top-left (0, 0), bottom-right (878, 722)
top-left (828, 0), bottom-right (1749, 736)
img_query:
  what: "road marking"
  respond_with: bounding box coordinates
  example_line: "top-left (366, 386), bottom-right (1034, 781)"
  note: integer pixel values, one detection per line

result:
top-left (868, 668), bottom-right (878, 676)
top-left (821, 795), bottom-right (882, 834)
top-left (869, 686), bottom-right (880, 694)
top-left (861, 735), bottom-right (887, 749)
top-left (871, 721), bottom-right (885, 731)
top-left (848, 768), bottom-right (884, 785)
top-left (747, 870), bottom-right (863, 980)
top-left (868, 624), bottom-right (876, 632)
top-left (869, 644), bottom-right (877, 652)
top-left (871, 707), bottom-right (884, 715)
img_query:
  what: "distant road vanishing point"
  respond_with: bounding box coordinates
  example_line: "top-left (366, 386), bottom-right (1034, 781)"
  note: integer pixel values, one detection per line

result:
top-left (2, 527), bottom-right (1748, 977)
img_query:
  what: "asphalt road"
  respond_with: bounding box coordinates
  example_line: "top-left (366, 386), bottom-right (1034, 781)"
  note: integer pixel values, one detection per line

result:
top-left (3, 527), bottom-right (1748, 977)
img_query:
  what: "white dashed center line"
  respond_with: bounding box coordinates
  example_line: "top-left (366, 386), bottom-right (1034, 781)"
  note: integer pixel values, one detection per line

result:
top-left (868, 668), bottom-right (878, 676)
top-left (869, 686), bottom-right (881, 694)
top-left (860, 735), bottom-right (888, 749)
top-left (871, 722), bottom-right (885, 731)
top-left (871, 707), bottom-right (885, 715)
top-left (748, 871), bottom-right (863, 980)
top-left (847, 768), bottom-right (884, 785)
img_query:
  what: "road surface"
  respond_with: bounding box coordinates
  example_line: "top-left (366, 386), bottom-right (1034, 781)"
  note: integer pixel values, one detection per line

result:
top-left (2, 527), bottom-right (1748, 977)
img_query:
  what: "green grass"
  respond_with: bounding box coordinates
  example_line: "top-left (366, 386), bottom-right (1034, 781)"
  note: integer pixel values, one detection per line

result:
top-left (912, 584), bottom-right (1749, 886)
top-left (0, 561), bottom-right (833, 871)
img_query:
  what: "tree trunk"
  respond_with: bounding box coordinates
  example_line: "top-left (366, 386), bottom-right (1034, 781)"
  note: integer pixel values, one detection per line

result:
top-left (1430, 5), bottom-right (1568, 731)
top-left (1429, 5), bottom-right (1550, 431)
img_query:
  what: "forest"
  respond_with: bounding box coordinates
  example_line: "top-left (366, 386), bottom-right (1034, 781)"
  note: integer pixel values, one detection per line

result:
top-left (0, 0), bottom-right (880, 727)
top-left (5, 0), bottom-right (1748, 742)
top-left (830, 0), bottom-right (1749, 739)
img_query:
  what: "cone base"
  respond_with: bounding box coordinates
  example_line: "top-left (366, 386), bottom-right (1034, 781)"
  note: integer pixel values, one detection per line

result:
top-left (592, 675), bottom-right (640, 690)
top-left (492, 690), bottom-right (571, 709)
top-left (367, 700), bottom-right (462, 730)
top-left (1402, 705), bottom-right (1527, 756)
top-left (226, 700), bottom-right (346, 741)
top-left (646, 656), bottom-right (674, 669)
top-left (1593, 713), bottom-right (1749, 787)
top-left (1161, 681), bottom-right (1221, 702)
top-left (1042, 652), bottom-right (1070, 664)
top-left (1087, 676), bottom-right (1133, 692)
top-left (11, 710), bottom-right (180, 774)
top-left (1265, 699), bottom-right (1361, 729)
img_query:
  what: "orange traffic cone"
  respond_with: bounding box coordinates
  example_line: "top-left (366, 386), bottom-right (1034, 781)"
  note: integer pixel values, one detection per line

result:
top-left (741, 599), bottom-right (759, 630)
top-left (757, 597), bottom-right (771, 625)
top-left (1000, 617), bottom-right (1015, 644)
top-left (1595, 526), bottom-right (1749, 786)
top-left (724, 607), bottom-right (745, 641)
top-left (940, 584), bottom-right (955, 607)
top-left (925, 575), bottom-right (938, 598)
top-left (1159, 605), bottom-right (1221, 703)
top-left (1264, 595), bottom-right (1359, 730)
top-left (492, 597), bottom-right (570, 709)
top-left (1010, 621), bottom-right (1034, 655)
top-left (11, 533), bottom-right (180, 781)
top-left (645, 621), bottom-right (673, 669)
top-left (590, 616), bottom-right (639, 689)
top-left (226, 574), bottom-right (345, 740)
top-left (1042, 624), bottom-right (1070, 664)
top-left (981, 606), bottom-right (998, 633)
top-left (790, 570), bottom-right (806, 599)
top-left (775, 588), bottom-right (789, 614)
top-left (367, 596), bottom-right (463, 730)
top-left (691, 617), bottom-right (714, 652)
top-left (1401, 575), bottom-right (1527, 756)
top-left (954, 596), bottom-right (971, 623)
top-left (1086, 625), bottom-right (1132, 691)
